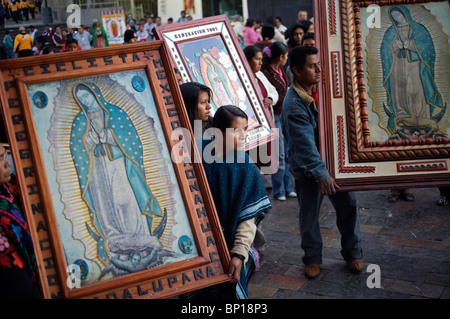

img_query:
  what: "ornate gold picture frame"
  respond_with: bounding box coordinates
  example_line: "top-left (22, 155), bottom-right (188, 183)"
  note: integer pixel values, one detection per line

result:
top-left (315, 0), bottom-right (450, 190)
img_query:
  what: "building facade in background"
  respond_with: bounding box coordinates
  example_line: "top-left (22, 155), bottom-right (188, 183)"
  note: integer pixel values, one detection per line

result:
top-left (46, 0), bottom-right (312, 27)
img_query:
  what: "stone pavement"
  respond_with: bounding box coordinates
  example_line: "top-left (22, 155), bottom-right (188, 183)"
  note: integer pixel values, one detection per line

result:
top-left (248, 187), bottom-right (450, 299)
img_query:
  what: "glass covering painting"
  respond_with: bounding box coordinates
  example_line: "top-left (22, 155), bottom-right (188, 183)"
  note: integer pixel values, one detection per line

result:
top-left (27, 70), bottom-right (198, 287)
top-left (178, 35), bottom-right (260, 128)
top-left (155, 17), bottom-right (277, 148)
top-left (362, 2), bottom-right (450, 143)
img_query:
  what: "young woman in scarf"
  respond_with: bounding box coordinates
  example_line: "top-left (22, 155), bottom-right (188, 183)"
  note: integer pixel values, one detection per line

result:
top-left (183, 105), bottom-right (271, 299)
top-left (180, 82), bottom-right (214, 138)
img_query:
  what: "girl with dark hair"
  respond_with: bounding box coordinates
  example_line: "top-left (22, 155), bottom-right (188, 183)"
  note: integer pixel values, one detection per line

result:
top-left (186, 105), bottom-right (271, 299)
top-left (299, 19), bottom-right (314, 34)
top-left (243, 45), bottom-right (261, 65)
top-left (212, 104), bottom-right (248, 135)
top-left (254, 24), bottom-right (275, 50)
top-left (244, 45), bottom-right (278, 119)
top-left (301, 32), bottom-right (315, 47)
top-left (64, 38), bottom-right (80, 51)
top-left (179, 82), bottom-right (214, 137)
top-left (41, 45), bottom-right (60, 54)
top-left (242, 17), bottom-right (261, 47)
top-left (173, 68), bottom-right (183, 85)
top-left (245, 17), bottom-right (255, 28)
top-left (261, 42), bottom-right (296, 201)
top-left (285, 23), bottom-right (308, 81)
top-left (286, 23), bottom-right (308, 50)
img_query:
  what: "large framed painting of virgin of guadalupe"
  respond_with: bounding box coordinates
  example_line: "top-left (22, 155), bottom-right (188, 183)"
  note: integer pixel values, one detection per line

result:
top-left (0, 41), bottom-right (230, 299)
top-left (314, 0), bottom-right (450, 190)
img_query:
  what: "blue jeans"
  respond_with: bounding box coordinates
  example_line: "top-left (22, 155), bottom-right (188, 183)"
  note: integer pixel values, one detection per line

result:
top-left (272, 115), bottom-right (294, 198)
top-left (295, 176), bottom-right (362, 265)
top-left (6, 49), bottom-right (15, 59)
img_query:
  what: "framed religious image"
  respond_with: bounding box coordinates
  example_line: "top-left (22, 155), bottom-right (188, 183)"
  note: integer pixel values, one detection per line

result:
top-left (0, 41), bottom-right (230, 299)
top-left (154, 15), bottom-right (278, 152)
top-left (101, 9), bottom-right (127, 45)
top-left (314, 0), bottom-right (450, 190)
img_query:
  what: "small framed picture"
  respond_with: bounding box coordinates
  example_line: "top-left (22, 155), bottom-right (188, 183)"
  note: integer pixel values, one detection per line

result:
top-left (154, 15), bottom-right (278, 151)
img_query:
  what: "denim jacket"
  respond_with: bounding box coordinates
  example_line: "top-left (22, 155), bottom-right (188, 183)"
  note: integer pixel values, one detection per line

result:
top-left (281, 81), bottom-right (330, 182)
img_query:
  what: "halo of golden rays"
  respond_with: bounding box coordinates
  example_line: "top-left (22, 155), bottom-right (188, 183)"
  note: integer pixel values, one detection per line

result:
top-left (48, 74), bottom-right (181, 269)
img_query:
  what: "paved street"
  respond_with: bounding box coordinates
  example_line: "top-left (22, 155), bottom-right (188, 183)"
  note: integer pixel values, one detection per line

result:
top-left (248, 186), bottom-right (450, 299)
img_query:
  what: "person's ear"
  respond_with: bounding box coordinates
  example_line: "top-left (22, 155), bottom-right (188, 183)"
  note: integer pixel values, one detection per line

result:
top-left (292, 65), bottom-right (301, 80)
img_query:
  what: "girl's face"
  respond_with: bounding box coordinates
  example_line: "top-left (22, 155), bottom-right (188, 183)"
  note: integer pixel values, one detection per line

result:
top-left (66, 42), bottom-right (78, 51)
top-left (224, 116), bottom-right (248, 152)
top-left (279, 52), bottom-right (288, 67)
top-left (302, 38), bottom-right (315, 47)
top-left (0, 145), bottom-right (12, 186)
top-left (292, 27), bottom-right (304, 47)
top-left (175, 72), bottom-right (183, 85)
top-left (249, 51), bottom-right (263, 73)
top-left (197, 90), bottom-right (212, 121)
top-left (275, 18), bottom-right (281, 28)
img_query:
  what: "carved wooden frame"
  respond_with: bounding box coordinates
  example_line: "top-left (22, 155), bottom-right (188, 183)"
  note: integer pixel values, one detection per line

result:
top-left (0, 41), bottom-right (230, 299)
top-left (314, 0), bottom-right (450, 190)
top-left (154, 15), bottom-right (278, 151)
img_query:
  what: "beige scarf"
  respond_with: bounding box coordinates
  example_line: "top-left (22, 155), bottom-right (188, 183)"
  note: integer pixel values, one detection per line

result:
top-left (292, 80), bottom-right (315, 107)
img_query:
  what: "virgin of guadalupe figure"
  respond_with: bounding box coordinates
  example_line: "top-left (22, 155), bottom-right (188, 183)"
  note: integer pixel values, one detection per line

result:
top-left (70, 82), bottom-right (167, 269)
top-left (380, 5), bottom-right (447, 138)
top-left (201, 53), bottom-right (237, 108)
top-left (110, 20), bottom-right (119, 37)
top-left (92, 20), bottom-right (109, 48)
